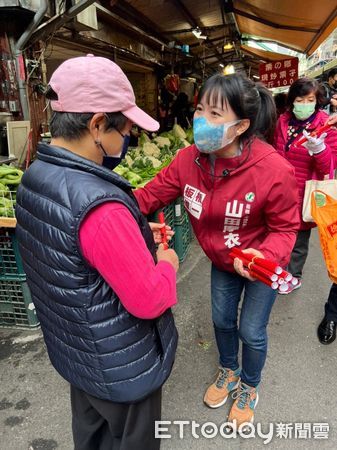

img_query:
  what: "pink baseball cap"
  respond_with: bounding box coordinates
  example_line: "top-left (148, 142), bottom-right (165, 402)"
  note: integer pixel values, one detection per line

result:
top-left (49, 54), bottom-right (159, 132)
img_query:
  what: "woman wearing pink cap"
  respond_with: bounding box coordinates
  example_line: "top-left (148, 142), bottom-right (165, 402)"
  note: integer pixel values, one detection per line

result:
top-left (16, 55), bottom-right (179, 450)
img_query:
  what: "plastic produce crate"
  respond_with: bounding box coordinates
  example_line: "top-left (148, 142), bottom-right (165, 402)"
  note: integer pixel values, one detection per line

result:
top-left (174, 213), bottom-right (192, 262)
top-left (147, 204), bottom-right (175, 249)
top-left (149, 201), bottom-right (195, 255)
top-left (0, 278), bottom-right (39, 328)
top-left (0, 190), bottom-right (17, 228)
top-left (148, 202), bottom-right (175, 228)
top-left (173, 197), bottom-right (186, 224)
top-left (0, 228), bottom-right (26, 278)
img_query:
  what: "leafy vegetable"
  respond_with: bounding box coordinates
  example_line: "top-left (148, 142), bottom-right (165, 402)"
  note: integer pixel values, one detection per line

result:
top-left (142, 142), bottom-right (161, 158)
top-left (172, 124), bottom-right (187, 139)
top-left (138, 132), bottom-right (151, 146)
top-left (185, 128), bottom-right (194, 144)
top-left (154, 136), bottom-right (171, 148)
top-left (113, 125), bottom-right (194, 187)
top-left (0, 164), bottom-right (23, 217)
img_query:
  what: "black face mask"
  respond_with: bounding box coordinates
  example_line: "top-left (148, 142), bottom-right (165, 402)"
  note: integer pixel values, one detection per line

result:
top-left (98, 132), bottom-right (130, 171)
top-left (102, 154), bottom-right (121, 171)
top-left (120, 134), bottom-right (130, 159)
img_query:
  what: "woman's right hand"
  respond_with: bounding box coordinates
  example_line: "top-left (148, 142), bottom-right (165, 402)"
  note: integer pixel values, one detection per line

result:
top-left (233, 247), bottom-right (264, 281)
top-left (156, 244), bottom-right (179, 272)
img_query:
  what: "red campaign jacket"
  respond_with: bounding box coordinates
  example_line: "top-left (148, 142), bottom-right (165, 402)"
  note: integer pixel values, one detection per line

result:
top-left (273, 110), bottom-right (337, 230)
top-left (134, 137), bottom-right (300, 272)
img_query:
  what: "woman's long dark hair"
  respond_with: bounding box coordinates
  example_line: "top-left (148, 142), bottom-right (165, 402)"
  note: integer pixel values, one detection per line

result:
top-left (197, 73), bottom-right (277, 143)
top-left (286, 77), bottom-right (328, 110)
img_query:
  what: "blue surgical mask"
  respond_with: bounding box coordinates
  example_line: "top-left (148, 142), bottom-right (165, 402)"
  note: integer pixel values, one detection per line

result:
top-left (193, 116), bottom-right (241, 153)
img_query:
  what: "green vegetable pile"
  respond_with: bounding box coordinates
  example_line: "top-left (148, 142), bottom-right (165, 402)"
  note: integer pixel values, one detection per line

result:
top-left (0, 165), bottom-right (24, 218)
top-left (114, 124), bottom-right (194, 187)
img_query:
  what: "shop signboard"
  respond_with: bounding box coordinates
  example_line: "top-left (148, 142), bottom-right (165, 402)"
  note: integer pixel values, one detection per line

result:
top-left (259, 57), bottom-right (298, 89)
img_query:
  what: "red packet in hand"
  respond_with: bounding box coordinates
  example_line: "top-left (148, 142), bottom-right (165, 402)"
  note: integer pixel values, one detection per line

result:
top-left (158, 212), bottom-right (169, 250)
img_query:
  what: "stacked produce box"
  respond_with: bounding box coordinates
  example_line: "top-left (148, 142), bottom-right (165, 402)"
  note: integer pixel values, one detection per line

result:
top-left (0, 166), bottom-right (39, 328)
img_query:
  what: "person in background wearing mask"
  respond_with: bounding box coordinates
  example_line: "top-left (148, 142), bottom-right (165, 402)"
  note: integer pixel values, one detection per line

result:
top-left (134, 73), bottom-right (300, 426)
top-left (321, 68), bottom-right (337, 115)
top-left (15, 55), bottom-right (179, 450)
top-left (274, 77), bottom-right (337, 294)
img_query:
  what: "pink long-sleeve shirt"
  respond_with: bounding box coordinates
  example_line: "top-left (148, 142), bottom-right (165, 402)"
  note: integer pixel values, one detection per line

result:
top-left (79, 202), bottom-right (177, 319)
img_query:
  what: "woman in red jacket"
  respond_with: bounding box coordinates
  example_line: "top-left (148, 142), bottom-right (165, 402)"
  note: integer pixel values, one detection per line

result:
top-left (135, 73), bottom-right (300, 427)
top-left (274, 78), bottom-right (337, 294)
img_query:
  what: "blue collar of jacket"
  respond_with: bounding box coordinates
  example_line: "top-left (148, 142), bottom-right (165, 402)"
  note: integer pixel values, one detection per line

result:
top-left (37, 142), bottom-right (131, 192)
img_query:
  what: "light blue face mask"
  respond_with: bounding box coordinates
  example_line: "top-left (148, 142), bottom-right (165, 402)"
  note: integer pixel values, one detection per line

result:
top-left (193, 116), bottom-right (241, 153)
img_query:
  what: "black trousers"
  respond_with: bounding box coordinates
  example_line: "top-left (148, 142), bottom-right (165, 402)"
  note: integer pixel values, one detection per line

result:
top-left (287, 229), bottom-right (312, 279)
top-left (71, 385), bottom-right (162, 450)
top-left (325, 283), bottom-right (337, 322)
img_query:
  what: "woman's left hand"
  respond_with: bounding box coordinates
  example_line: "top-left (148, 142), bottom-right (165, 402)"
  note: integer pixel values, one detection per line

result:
top-left (233, 247), bottom-right (264, 281)
top-left (149, 222), bottom-right (174, 244)
top-left (302, 130), bottom-right (327, 155)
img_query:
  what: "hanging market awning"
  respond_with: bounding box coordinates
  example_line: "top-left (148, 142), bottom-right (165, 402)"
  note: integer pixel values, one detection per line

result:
top-left (240, 45), bottom-right (291, 62)
top-left (233, 0), bottom-right (337, 55)
top-left (40, 0), bottom-right (337, 78)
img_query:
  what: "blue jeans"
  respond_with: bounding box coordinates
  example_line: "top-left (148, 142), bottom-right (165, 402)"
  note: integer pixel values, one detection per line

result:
top-left (211, 265), bottom-right (277, 387)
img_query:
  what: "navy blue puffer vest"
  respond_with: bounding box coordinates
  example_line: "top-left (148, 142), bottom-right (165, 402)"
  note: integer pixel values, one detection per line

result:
top-left (16, 143), bottom-right (178, 403)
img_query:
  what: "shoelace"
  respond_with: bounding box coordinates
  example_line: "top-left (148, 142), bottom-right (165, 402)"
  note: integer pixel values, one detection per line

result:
top-left (215, 368), bottom-right (229, 388)
top-left (232, 385), bottom-right (254, 409)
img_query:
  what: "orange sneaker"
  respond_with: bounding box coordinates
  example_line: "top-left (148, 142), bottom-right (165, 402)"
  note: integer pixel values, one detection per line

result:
top-left (204, 367), bottom-right (240, 408)
top-left (228, 382), bottom-right (259, 426)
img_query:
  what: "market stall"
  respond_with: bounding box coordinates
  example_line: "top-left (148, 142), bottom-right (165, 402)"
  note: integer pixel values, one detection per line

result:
top-left (0, 165), bottom-right (39, 329)
top-left (1, 0), bottom-right (337, 330)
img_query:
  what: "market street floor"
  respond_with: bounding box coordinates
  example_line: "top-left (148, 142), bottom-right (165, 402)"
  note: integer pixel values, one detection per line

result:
top-left (1, 229), bottom-right (336, 450)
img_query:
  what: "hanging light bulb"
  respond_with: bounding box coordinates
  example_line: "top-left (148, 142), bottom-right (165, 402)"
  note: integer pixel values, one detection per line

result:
top-left (223, 64), bottom-right (235, 75)
top-left (223, 42), bottom-right (233, 51)
top-left (192, 28), bottom-right (201, 38)
top-left (192, 28), bottom-right (207, 40)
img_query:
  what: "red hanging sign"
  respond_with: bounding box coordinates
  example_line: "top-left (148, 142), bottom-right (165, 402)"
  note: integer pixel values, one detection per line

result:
top-left (259, 57), bottom-right (298, 89)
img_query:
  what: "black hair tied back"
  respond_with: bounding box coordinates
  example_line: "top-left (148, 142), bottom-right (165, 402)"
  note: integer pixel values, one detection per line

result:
top-left (198, 74), bottom-right (277, 144)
